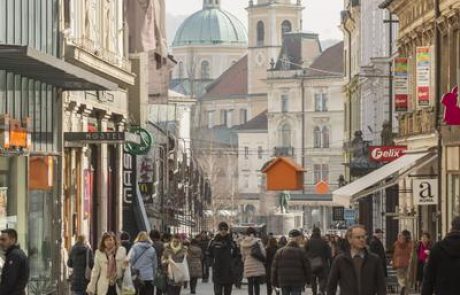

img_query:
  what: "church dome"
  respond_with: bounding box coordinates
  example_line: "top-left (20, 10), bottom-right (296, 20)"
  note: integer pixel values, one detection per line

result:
top-left (172, 1), bottom-right (248, 47)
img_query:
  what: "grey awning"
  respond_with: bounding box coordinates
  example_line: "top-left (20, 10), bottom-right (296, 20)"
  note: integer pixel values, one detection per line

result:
top-left (0, 45), bottom-right (118, 90)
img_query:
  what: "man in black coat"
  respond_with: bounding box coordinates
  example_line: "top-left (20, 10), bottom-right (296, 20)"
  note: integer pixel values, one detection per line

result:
top-left (207, 222), bottom-right (239, 295)
top-left (327, 225), bottom-right (386, 295)
top-left (305, 227), bottom-right (331, 295)
top-left (369, 228), bottom-right (387, 277)
top-left (422, 216), bottom-right (460, 295)
top-left (0, 229), bottom-right (30, 295)
top-left (198, 231), bottom-right (211, 282)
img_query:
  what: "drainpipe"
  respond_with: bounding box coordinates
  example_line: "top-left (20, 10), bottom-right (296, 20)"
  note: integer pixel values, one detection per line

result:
top-left (343, 23), bottom-right (352, 182)
top-left (301, 77), bottom-right (306, 194)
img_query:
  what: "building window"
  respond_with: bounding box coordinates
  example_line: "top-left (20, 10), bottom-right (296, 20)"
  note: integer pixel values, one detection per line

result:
top-left (227, 110), bottom-right (233, 128)
top-left (281, 94), bottom-right (289, 113)
top-left (322, 126), bottom-right (330, 148)
top-left (315, 92), bottom-right (328, 112)
top-left (240, 109), bottom-right (248, 124)
top-left (280, 123), bottom-right (291, 147)
top-left (178, 61), bottom-right (184, 79)
top-left (245, 147), bottom-right (249, 159)
top-left (281, 20), bottom-right (292, 35)
top-left (207, 111), bottom-right (215, 128)
top-left (257, 21), bottom-right (265, 46)
top-left (201, 60), bottom-right (210, 79)
top-left (314, 164), bottom-right (329, 183)
top-left (314, 126), bottom-right (321, 148)
top-left (221, 110), bottom-right (227, 126)
top-left (258, 146), bottom-right (263, 159)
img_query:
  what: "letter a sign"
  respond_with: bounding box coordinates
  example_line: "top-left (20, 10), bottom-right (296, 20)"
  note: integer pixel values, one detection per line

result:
top-left (413, 179), bottom-right (438, 205)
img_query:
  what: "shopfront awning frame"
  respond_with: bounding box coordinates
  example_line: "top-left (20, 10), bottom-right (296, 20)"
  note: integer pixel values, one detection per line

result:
top-left (0, 45), bottom-right (118, 90)
top-left (332, 152), bottom-right (437, 207)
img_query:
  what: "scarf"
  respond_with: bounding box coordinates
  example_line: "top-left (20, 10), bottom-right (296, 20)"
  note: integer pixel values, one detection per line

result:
top-left (106, 247), bottom-right (117, 284)
top-left (170, 242), bottom-right (183, 254)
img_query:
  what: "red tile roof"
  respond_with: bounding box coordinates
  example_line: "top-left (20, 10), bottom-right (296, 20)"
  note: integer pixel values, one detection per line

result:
top-left (203, 55), bottom-right (248, 98)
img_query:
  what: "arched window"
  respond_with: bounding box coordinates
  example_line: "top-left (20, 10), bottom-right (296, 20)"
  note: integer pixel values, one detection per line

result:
top-left (257, 21), bottom-right (265, 46)
top-left (322, 126), bottom-right (330, 148)
top-left (201, 60), bottom-right (210, 79)
top-left (280, 123), bottom-right (291, 147)
top-left (281, 20), bottom-right (292, 35)
top-left (314, 126), bottom-right (321, 148)
top-left (178, 61), bottom-right (184, 79)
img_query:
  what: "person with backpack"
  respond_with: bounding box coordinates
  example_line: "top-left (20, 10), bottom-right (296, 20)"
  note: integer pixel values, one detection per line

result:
top-left (68, 234), bottom-right (94, 295)
top-left (129, 231), bottom-right (157, 295)
top-left (240, 227), bottom-right (266, 295)
top-left (305, 227), bottom-right (331, 295)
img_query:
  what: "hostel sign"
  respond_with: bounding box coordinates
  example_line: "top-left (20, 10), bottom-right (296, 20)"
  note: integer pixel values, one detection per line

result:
top-left (413, 179), bottom-right (438, 205)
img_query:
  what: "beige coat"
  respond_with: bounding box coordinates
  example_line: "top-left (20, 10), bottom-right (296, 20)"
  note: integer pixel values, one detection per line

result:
top-left (241, 236), bottom-right (266, 278)
top-left (86, 247), bottom-right (127, 295)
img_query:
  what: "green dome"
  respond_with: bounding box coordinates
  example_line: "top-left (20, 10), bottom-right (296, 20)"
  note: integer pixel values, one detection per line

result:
top-left (172, 8), bottom-right (248, 47)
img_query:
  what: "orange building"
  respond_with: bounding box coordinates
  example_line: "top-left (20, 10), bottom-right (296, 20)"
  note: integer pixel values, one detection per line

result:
top-left (262, 157), bottom-right (305, 191)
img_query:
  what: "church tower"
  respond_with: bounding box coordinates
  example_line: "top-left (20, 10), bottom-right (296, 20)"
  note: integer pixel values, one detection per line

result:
top-left (246, 0), bottom-right (304, 94)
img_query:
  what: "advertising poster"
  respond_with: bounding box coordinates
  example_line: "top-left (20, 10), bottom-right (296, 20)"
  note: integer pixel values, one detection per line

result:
top-left (0, 188), bottom-right (6, 219)
top-left (416, 47), bottom-right (431, 106)
top-left (394, 57), bottom-right (408, 112)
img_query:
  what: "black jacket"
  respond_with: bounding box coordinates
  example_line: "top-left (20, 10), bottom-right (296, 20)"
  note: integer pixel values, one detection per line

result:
top-left (305, 235), bottom-right (332, 268)
top-left (369, 236), bottom-right (387, 276)
top-left (271, 241), bottom-right (311, 288)
top-left (327, 249), bottom-right (386, 295)
top-left (67, 243), bottom-right (93, 292)
top-left (0, 245), bottom-right (30, 295)
top-left (422, 232), bottom-right (460, 295)
top-left (207, 233), bottom-right (238, 284)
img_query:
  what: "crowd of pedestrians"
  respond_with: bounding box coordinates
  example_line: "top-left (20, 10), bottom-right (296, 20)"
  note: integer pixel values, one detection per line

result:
top-left (1, 216), bottom-right (460, 294)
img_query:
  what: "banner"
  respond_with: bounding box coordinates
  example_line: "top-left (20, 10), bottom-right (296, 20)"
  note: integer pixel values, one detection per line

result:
top-left (394, 57), bottom-right (408, 112)
top-left (413, 179), bottom-right (438, 205)
top-left (416, 47), bottom-right (431, 107)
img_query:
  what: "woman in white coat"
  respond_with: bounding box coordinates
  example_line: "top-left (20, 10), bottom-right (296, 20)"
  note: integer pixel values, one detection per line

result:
top-left (87, 232), bottom-right (127, 295)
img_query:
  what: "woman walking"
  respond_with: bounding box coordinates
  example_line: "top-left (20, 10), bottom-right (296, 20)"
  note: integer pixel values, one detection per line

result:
top-left (129, 231), bottom-right (157, 295)
top-left (188, 239), bottom-right (203, 294)
top-left (265, 237), bottom-right (278, 295)
top-left (392, 230), bottom-right (414, 295)
top-left (416, 232), bottom-right (432, 290)
top-left (68, 235), bottom-right (93, 295)
top-left (240, 227), bottom-right (266, 295)
top-left (87, 232), bottom-right (127, 295)
top-left (162, 234), bottom-right (188, 295)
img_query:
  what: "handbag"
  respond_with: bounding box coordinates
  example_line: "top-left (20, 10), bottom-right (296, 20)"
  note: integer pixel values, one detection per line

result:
top-left (250, 242), bottom-right (266, 263)
top-left (308, 256), bottom-right (324, 273)
top-left (84, 247), bottom-right (92, 280)
top-left (154, 269), bottom-right (167, 291)
top-left (168, 255), bottom-right (190, 283)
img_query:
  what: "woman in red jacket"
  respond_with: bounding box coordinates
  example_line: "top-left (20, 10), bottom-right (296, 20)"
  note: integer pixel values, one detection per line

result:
top-left (392, 230), bottom-right (414, 295)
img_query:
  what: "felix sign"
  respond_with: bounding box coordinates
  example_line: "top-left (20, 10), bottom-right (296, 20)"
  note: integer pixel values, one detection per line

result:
top-left (413, 179), bottom-right (438, 205)
top-left (369, 146), bottom-right (407, 163)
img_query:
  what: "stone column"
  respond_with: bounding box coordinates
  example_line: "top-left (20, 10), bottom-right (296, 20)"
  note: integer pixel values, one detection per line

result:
top-left (114, 116), bottom-right (124, 233)
top-left (96, 110), bottom-right (109, 236)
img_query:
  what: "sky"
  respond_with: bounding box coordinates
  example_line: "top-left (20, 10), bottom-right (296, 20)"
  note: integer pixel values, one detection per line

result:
top-left (165, 0), bottom-right (344, 41)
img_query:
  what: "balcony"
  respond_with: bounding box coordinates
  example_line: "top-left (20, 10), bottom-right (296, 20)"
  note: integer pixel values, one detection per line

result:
top-left (397, 107), bottom-right (436, 138)
top-left (273, 146), bottom-right (294, 157)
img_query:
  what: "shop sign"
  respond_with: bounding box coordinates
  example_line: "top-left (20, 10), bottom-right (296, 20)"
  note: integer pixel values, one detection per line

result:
top-left (123, 151), bottom-right (136, 206)
top-left (65, 132), bottom-right (126, 142)
top-left (332, 206), bottom-right (345, 221)
top-left (0, 114), bottom-right (31, 150)
top-left (416, 47), bottom-right (431, 107)
top-left (413, 178), bottom-right (438, 205)
top-left (442, 86), bottom-right (460, 125)
top-left (344, 209), bottom-right (357, 221)
top-left (394, 57), bottom-right (408, 112)
top-left (137, 155), bottom-right (154, 204)
top-left (369, 146), bottom-right (407, 162)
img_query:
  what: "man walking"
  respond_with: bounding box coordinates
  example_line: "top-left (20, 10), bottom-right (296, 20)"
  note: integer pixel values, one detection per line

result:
top-left (198, 231), bottom-right (211, 282)
top-left (305, 227), bottom-right (331, 295)
top-left (271, 229), bottom-right (311, 295)
top-left (0, 229), bottom-right (30, 295)
top-left (369, 228), bottom-right (387, 277)
top-left (422, 216), bottom-right (460, 295)
top-left (207, 222), bottom-right (239, 295)
top-left (327, 225), bottom-right (386, 295)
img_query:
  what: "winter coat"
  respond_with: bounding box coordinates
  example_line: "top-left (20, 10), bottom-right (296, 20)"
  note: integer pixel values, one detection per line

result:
top-left (240, 236), bottom-right (266, 278)
top-left (305, 235), bottom-right (332, 270)
top-left (67, 243), bottom-right (94, 292)
top-left (265, 245), bottom-right (278, 276)
top-left (271, 241), bottom-right (311, 288)
top-left (188, 245), bottom-right (203, 278)
top-left (86, 247), bottom-right (127, 295)
top-left (326, 249), bottom-right (386, 295)
top-left (121, 240), bottom-right (132, 253)
top-left (369, 236), bottom-right (387, 276)
top-left (421, 232), bottom-right (460, 295)
top-left (393, 241), bottom-right (413, 269)
top-left (129, 241), bottom-right (157, 281)
top-left (162, 243), bottom-right (188, 287)
top-left (207, 233), bottom-right (239, 284)
top-left (0, 245), bottom-right (30, 295)
top-left (152, 240), bottom-right (164, 267)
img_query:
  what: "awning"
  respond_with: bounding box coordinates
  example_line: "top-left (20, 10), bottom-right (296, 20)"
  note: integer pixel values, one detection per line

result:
top-left (333, 152), bottom-right (436, 207)
top-left (0, 45), bottom-right (118, 90)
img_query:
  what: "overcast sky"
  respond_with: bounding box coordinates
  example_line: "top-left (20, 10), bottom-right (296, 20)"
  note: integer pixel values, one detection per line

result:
top-left (165, 0), bottom-right (344, 41)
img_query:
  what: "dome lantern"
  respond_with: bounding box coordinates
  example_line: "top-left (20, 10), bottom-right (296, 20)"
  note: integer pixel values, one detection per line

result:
top-left (203, 0), bottom-right (221, 9)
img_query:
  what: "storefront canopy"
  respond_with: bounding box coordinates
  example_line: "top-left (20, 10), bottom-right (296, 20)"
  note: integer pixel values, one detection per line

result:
top-left (0, 45), bottom-right (118, 90)
top-left (333, 152), bottom-right (436, 207)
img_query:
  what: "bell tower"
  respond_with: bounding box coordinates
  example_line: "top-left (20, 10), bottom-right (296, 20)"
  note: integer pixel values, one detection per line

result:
top-left (246, 0), bottom-right (304, 94)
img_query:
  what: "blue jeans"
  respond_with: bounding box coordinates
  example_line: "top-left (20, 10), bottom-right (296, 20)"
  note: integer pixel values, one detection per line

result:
top-left (281, 286), bottom-right (302, 295)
